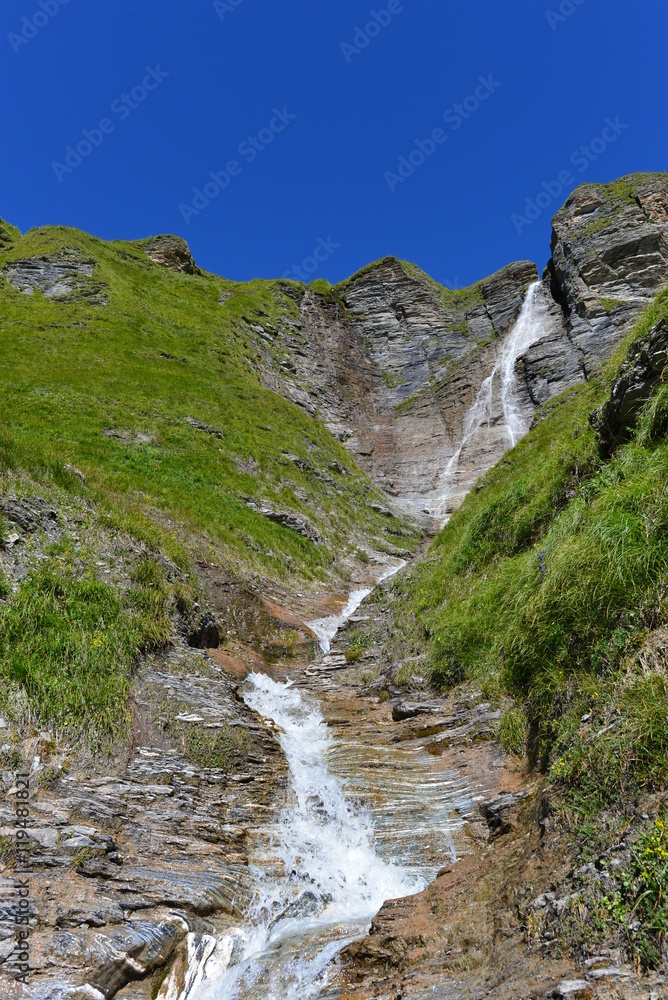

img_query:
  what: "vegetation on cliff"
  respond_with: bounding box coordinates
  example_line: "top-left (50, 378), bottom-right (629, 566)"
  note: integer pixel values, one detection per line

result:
top-left (388, 286), bottom-right (668, 965)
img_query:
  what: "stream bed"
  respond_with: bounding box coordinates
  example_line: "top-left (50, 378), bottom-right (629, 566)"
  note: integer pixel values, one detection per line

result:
top-left (168, 672), bottom-right (468, 999)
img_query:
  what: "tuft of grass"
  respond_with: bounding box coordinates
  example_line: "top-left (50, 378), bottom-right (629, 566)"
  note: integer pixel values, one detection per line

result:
top-left (179, 723), bottom-right (255, 770)
top-left (344, 627), bottom-right (374, 663)
top-left (0, 553), bottom-right (173, 742)
top-left (498, 707), bottom-right (529, 757)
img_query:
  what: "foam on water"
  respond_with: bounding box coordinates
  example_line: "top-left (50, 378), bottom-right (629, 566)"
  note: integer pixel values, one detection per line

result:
top-left (173, 673), bottom-right (426, 999)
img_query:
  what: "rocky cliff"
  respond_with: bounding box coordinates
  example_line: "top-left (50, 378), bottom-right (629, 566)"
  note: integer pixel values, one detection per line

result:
top-left (523, 173), bottom-right (668, 406)
top-left (247, 173), bottom-right (668, 518)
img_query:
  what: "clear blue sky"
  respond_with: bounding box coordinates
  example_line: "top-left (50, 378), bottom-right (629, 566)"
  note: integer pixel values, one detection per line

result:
top-left (1, 0), bottom-right (666, 287)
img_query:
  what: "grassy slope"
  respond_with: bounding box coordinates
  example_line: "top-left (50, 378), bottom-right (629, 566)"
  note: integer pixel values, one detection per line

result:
top-left (0, 220), bottom-right (415, 740)
top-left (0, 222), bottom-right (410, 580)
top-left (392, 287), bottom-right (668, 810)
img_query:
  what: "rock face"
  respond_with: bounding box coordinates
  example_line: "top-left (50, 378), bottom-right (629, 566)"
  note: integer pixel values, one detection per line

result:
top-left (589, 316), bottom-right (668, 454)
top-left (142, 235), bottom-right (197, 275)
top-left (248, 174), bottom-right (668, 519)
top-left (3, 256), bottom-right (105, 303)
top-left (253, 258), bottom-right (538, 519)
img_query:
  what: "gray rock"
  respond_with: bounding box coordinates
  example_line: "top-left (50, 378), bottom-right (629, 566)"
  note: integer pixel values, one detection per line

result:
top-left (391, 700), bottom-right (429, 722)
top-left (183, 416), bottom-right (224, 439)
top-left (4, 256), bottom-right (105, 304)
top-left (478, 790), bottom-right (528, 836)
top-left (589, 317), bottom-right (668, 454)
top-left (244, 501), bottom-right (321, 544)
top-left (63, 836), bottom-right (96, 849)
top-left (27, 828), bottom-right (60, 849)
top-left (268, 890), bottom-right (331, 930)
top-left (550, 982), bottom-right (592, 998)
top-left (142, 234), bottom-right (197, 274)
top-left (546, 172), bottom-right (668, 381)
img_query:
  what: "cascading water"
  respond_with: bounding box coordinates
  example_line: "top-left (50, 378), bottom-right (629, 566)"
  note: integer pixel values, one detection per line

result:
top-left (427, 280), bottom-right (547, 520)
top-left (499, 281), bottom-right (548, 447)
top-left (167, 675), bottom-right (431, 1000)
top-left (306, 560), bottom-right (406, 653)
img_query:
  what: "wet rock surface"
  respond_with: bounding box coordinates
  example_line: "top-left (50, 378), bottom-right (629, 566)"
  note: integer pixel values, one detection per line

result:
top-left (0, 641), bottom-right (288, 999)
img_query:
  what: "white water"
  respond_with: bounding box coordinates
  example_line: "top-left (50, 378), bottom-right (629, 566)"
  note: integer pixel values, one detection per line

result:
top-left (307, 559), bottom-right (405, 653)
top-left (426, 280), bottom-right (547, 520)
top-left (167, 674), bottom-right (427, 1000)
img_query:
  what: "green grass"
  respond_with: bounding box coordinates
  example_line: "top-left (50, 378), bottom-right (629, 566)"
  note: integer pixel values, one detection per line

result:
top-left (392, 286), bottom-right (668, 808)
top-left (344, 627), bottom-right (374, 663)
top-left (0, 222), bottom-right (413, 582)
top-left (0, 218), bottom-right (425, 743)
top-left (0, 549), bottom-right (175, 740)
top-left (179, 722), bottom-right (256, 770)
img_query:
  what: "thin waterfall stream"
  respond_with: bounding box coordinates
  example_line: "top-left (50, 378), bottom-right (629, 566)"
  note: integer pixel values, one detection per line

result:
top-left (160, 283), bottom-right (548, 999)
top-left (426, 280), bottom-right (548, 521)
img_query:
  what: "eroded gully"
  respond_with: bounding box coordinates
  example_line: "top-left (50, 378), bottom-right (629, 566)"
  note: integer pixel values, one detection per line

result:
top-left (158, 283), bottom-right (548, 999)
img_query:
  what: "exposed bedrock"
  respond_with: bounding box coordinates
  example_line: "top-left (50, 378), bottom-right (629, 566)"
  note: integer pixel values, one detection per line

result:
top-left (251, 174), bottom-right (668, 516)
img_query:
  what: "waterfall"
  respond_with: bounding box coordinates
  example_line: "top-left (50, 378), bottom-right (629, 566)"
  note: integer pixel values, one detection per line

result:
top-left (167, 675), bottom-right (426, 1000)
top-left (498, 281), bottom-right (546, 446)
top-left (157, 289), bottom-right (550, 1000)
top-left (430, 280), bottom-right (547, 519)
top-left (307, 559), bottom-right (406, 653)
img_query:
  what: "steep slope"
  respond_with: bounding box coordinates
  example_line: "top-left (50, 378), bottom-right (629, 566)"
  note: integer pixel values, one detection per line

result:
top-left (0, 223), bottom-right (417, 587)
top-left (357, 282), bottom-right (668, 995)
top-left (1, 173), bottom-right (668, 999)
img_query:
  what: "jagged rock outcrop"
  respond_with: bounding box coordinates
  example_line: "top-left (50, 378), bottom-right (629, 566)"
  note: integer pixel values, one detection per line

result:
top-left (142, 235), bottom-right (197, 275)
top-left (3, 255), bottom-right (106, 304)
top-left (589, 316), bottom-right (668, 454)
top-left (523, 172), bottom-right (668, 404)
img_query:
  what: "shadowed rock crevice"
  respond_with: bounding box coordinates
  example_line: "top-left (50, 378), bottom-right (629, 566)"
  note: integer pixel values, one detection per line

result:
top-left (589, 316), bottom-right (668, 455)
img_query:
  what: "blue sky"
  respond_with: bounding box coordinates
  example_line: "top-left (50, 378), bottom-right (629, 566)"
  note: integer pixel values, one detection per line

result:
top-left (1, 0), bottom-right (666, 287)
